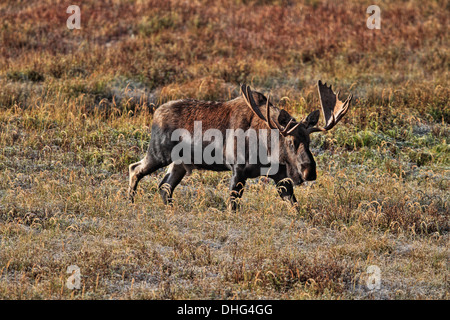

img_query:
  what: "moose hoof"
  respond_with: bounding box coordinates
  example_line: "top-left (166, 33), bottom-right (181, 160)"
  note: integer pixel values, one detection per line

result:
top-left (128, 189), bottom-right (136, 203)
top-left (227, 201), bottom-right (239, 213)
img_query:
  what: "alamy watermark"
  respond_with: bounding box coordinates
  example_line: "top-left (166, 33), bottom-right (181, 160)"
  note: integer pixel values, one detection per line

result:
top-left (170, 122), bottom-right (280, 175)
top-left (67, 5), bottom-right (380, 31)
top-left (66, 265), bottom-right (81, 290)
top-left (67, 5), bottom-right (81, 30)
top-left (367, 5), bottom-right (381, 29)
top-left (366, 265), bottom-right (381, 291)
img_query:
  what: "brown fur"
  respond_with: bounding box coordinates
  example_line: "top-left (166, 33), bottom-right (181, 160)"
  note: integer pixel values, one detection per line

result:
top-left (153, 94), bottom-right (272, 134)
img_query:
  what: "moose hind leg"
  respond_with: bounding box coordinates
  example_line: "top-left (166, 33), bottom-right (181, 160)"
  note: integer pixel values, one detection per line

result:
top-left (129, 155), bottom-right (166, 202)
top-left (158, 163), bottom-right (187, 205)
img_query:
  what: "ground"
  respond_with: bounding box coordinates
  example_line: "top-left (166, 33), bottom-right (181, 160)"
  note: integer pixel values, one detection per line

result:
top-left (0, 0), bottom-right (448, 299)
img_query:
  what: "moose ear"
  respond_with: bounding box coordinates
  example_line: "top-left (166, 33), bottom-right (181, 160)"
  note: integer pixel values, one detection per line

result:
top-left (277, 109), bottom-right (294, 127)
top-left (303, 110), bottom-right (320, 128)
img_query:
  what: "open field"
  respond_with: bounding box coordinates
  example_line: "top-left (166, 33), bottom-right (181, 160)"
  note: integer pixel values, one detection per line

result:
top-left (0, 0), bottom-right (448, 299)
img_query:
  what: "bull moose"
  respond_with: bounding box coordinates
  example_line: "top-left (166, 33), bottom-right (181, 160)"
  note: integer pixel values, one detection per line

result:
top-left (129, 81), bottom-right (353, 211)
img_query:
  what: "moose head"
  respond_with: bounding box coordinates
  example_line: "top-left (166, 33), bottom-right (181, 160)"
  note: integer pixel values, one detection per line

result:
top-left (241, 81), bottom-right (353, 185)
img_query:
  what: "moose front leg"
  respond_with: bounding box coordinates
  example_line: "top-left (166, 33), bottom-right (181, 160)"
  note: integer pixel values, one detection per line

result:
top-left (271, 172), bottom-right (298, 206)
top-left (275, 179), bottom-right (297, 205)
top-left (228, 168), bottom-right (247, 212)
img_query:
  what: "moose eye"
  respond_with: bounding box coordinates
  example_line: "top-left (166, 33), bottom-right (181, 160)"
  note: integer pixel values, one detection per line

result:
top-left (288, 139), bottom-right (297, 150)
top-left (286, 138), bottom-right (298, 148)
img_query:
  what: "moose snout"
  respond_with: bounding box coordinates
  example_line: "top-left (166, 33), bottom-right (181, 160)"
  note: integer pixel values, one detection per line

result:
top-left (301, 163), bottom-right (317, 181)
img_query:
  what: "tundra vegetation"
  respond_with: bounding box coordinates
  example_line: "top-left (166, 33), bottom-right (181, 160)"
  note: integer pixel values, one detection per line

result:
top-left (0, 0), bottom-right (448, 299)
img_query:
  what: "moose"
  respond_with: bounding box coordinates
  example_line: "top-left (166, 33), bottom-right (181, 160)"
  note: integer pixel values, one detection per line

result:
top-left (129, 81), bottom-right (353, 211)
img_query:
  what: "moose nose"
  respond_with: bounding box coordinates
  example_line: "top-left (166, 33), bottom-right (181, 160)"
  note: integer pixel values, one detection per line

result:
top-left (301, 164), bottom-right (317, 181)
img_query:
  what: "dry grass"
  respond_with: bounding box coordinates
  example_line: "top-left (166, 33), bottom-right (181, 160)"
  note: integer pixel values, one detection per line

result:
top-left (0, 0), bottom-right (448, 299)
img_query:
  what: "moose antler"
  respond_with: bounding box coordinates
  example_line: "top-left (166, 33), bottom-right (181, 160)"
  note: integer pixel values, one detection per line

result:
top-left (241, 84), bottom-right (300, 136)
top-left (308, 80), bottom-right (353, 134)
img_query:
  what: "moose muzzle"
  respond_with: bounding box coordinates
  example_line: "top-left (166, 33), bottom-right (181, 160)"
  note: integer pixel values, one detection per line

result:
top-left (301, 162), bottom-right (317, 181)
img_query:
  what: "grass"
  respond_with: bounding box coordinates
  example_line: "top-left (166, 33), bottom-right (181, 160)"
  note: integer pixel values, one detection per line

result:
top-left (0, 0), bottom-right (449, 299)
